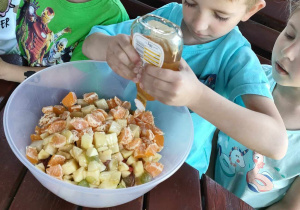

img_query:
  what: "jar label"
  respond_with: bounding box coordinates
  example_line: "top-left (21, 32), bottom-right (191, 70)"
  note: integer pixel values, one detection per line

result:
top-left (132, 33), bottom-right (164, 68)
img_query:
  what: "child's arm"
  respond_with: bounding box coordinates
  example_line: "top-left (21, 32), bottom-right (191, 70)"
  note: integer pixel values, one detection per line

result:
top-left (140, 59), bottom-right (288, 160)
top-left (267, 176), bottom-right (300, 210)
top-left (0, 58), bottom-right (44, 83)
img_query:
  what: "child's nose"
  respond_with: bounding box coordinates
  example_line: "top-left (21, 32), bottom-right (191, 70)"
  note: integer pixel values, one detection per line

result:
top-left (193, 13), bottom-right (209, 32)
top-left (282, 41), bottom-right (300, 61)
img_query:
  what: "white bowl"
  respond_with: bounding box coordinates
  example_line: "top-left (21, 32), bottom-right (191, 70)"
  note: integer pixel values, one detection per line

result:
top-left (4, 61), bottom-right (193, 208)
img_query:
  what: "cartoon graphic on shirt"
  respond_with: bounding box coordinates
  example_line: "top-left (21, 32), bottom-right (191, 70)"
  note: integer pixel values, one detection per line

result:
top-left (0, 0), bottom-right (14, 17)
top-left (218, 144), bottom-right (248, 177)
top-left (200, 74), bottom-right (216, 90)
top-left (17, 0), bottom-right (71, 66)
top-left (246, 152), bottom-right (273, 193)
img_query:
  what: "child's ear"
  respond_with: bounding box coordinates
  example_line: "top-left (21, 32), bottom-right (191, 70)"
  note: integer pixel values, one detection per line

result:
top-left (241, 0), bottom-right (266, 22)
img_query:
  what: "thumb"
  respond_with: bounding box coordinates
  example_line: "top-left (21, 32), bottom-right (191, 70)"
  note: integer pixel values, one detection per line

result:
top-left (178, 58), bottom-right (192, 72)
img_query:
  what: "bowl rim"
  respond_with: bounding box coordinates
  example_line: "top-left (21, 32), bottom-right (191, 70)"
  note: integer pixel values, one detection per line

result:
top-left (3, 60), bottom-right (194, 193)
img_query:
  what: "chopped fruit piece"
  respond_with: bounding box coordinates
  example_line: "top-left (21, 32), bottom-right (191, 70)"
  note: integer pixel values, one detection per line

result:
top-left (138, 171), bottom-right (152, 184)
top-left (133, 143), bottom-right (146, 158)
top-left (109, 106), bottom-right (127, 119)
top-left (91, 109), bottom-right (106, 121)
top-left (46, 164), bottom-right (63, 180)
top-left (53, 105), bottom-right (66, 115)
top-left (70, 118), bottom-right (89, 130)
top-left (62, 92), bottom-right (77, 108)
top-left (42, 106), bottom-right (54, 114)
top-left (123, 173), bottom-right (135, 187)
top-left (144, 129), bottom-right (155, 140)
top-left (154, 135), bottom-right (164, 149)
top-left (118, 127), bottom-right (133, 145)
top-left (144, 162), bottom-right (164, 178)
top-left (145, 143), bottom-right (160, 156)
top-left (26, 146), bottom-right (38, 164)
top-left (78, 179), bottom-right (90, 187)
top-left (83, 92), bottom-right (99, 104)
top-left (151, 125), bottom-right (164, 135)
top-left (124, 138), bottom-right (142, 150)
top-left (68, 105), bottom-right (81, 112)
top-left (35, 126), bottom-right (41, 135)
top-left (114, 96), bottom-right (122, 106)
top-left (127, 115), bottom-right (136, 125)
top-left (133, 109), bottom-right (143, 118)
top-left (47, 120), bottom-right (66, 134)
top-left (85, 114), bottom-right (102, 128)
top-left (138, 111), bottom-right (154, 125)
top-left (121, 101), bottom-right (131, 110)
top-left (30, 134), bottom-right (41, 141)
top-left (51, 133), bottom-right (67, 148)
top-left (94, 99), bottom-right (109, 110)
top-left (106, 98), bottom-right (118, 109)
top-left (48, 154), bottom-right (66, 167)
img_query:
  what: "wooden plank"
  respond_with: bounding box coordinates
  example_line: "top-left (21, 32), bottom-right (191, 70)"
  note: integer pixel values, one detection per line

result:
top-left (120, 0), bottom-right (156, 19)
top-left (10, 171), bottom-right (77, 210)
top-left (238, 19), bottom-right (279, 53)
top-left (82, 196), bottom-right (143, 210)
top-left (201, 175), bottom-right (253, 210)
top-left (147, 163), bottom-right (202, 210)
top-left (0, 109), bottom-right (26, 210)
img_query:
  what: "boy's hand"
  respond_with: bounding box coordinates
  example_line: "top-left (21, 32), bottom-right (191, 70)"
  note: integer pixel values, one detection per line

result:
top-left (139, 59), bottom-right (202, 107)
top-left (106, 34), bottom-right (142, 82)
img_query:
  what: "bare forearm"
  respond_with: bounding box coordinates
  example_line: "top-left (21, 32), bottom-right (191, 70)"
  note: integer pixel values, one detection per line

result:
top-left (189, 83), bottom-right (287, 159)
top-left (82, 33), bottom-right (112, 61)
top-left (0, 61), bottom-right (44, 83)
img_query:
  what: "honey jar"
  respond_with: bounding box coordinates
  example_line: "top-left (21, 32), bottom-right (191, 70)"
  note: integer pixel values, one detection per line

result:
top-left (131, 14), bottom-right (183, 110)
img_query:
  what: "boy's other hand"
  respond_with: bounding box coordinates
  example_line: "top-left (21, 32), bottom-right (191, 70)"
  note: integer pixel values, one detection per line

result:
top-left (106, 34), bottom-right (142, 82)
top-left (139, 58), bottom-right (201, 107)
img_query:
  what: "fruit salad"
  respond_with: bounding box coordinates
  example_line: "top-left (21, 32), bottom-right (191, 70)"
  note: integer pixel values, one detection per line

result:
top-left (26, 92), bottom-right (164, 189)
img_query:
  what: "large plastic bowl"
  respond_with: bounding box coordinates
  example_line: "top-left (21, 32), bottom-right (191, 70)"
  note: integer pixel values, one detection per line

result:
top-left (3, 61), bottom-right (193, 208)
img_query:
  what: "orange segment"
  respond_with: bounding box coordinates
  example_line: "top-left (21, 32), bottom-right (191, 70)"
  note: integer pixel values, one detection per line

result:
top-left (69, 105), bottom-right (81, 112)
top-left (145, 143), bottom-right (160, 156)
top-left (124, 138), bottom-right (142, 150)
top-left (53, 105), bottom-right (66, 115)
top-left (26, 146), bottom-right (38, 164)
top-left (35, 126), bottom-right (41, 135)
top-left (114, 96), bottom-right (122, 106)
top-left (51, 133), bottom-right (67, 148)
top-left (144, 162), bottom-right (164, 178)
top-left (106, 98), bottom-right (118, 109)
top-left (62, 92), bottom-right (77, 108)
top-left (48, 155), bottom-right (66, 167)
top-left (84, 114), bottom-right (102, 128)
top-left (70, 118), bottom-right (89, 130)
top-left (30, 134), bottom-right (41, 141)
top-left (42, 106), bottom-right (54, 114)
top-left (47, 120), bottom-right (66, 134)
top-left (91, 110), bottom-right (106, 121)
top-left (46, 164), bottom-right (63, 180)
top-left (118, 127), bottom-right (133, 144)
top-left (138, 111), bottom-right (154, 125)
top-left (127, 115), bottom-right (136, 125)
top-left (133, 143), bottom-right (146, 158)
top-left (83, 92), bottom-right (99, 104)
top-left (122, 101), bottom-right (131, 110)
top-left (109, 106), bottom-right (126, 119)
top-left (154, 135), bottom-right (164, 149)
top-left (151, 125), bottom-right (164, 135)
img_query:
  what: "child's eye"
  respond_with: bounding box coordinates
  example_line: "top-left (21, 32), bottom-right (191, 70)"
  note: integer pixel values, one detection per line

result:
top-left (214, 13), bottom-right (229, 22)
top-left (184, 0), bottom-right (197, 8)
top-left (284, 32), bottom-right (294, 40)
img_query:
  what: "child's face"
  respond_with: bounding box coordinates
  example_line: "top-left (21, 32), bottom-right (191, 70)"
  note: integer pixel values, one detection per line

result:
top-left (181, 0), bottom-right (263, 44)
top-left (272, 10), bottom-right (300, 87)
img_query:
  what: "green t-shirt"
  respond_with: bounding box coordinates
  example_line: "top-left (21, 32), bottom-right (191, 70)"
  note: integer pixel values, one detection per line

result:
top-left (16, 0), bottom-right (129, 66)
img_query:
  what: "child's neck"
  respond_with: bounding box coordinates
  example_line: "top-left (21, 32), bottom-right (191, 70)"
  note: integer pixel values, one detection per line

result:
top-left (274, 84), bottom-right (300, 105)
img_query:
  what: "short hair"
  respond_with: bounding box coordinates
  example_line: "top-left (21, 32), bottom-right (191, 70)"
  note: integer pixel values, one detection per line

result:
top-left (226, 0), bottom-right (260, 11)
top-left (289, 0), bottom-right (300, 19)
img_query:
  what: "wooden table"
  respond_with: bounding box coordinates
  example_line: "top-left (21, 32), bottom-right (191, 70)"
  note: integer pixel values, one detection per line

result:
top-left (0, 55), bottom-right (253, 210)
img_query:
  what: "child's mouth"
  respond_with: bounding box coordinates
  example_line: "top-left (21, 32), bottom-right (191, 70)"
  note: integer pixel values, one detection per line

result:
top-left (275, 62), bottom-right (288, 75)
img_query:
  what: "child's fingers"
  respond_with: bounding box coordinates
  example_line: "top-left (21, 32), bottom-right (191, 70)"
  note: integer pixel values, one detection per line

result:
top-left (116, 35), bottom-right (141, 66)
top-left (143, 64), bottom-right (181, 83)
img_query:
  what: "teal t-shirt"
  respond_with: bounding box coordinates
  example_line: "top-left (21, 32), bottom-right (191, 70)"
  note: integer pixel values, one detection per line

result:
top-left (88, 3), bottom-right (272, 176)
top-left (215, 65), bottom-right (300, 209)
top-left (16, 0), bottom-right (129, 66)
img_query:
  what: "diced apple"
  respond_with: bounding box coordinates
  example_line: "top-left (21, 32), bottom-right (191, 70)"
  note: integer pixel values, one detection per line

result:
top-left (109, 143), bottom-right (119, 154)
top-left (120, 149), bottom-right (133, 159)
top-left (86, 170), bottom-right (100, 185)
top-left (70, 146), bottom-right (83, 160)
top-left (57, 151), bottom-right (71, 159)
top-left (94, 132), bottom-right (107, 148)
top-left (40, 132), bottom-right (49, 139)
top-left (121, 171), bottom-right (131, 178)
top-left (116, 119), bottom-right (127, 128)
top-left (108, 121), bottom-right (122, 135)
top-left (35, 163), bottom-right (45, 172)
top-left (108, 158), bottom-right (118, 171)
top-left (42, 134), bottom-right (54, 145)
top-left (58, 144), bottom-right (73, 152)
top-left (43, 143), bottom-right (57, 155)
top-left (38, 149), bottom-right (50, 160)
top-left (73, 167), bottom-right (86, 182)
top-left (126, 155), bottom-right (136, 166)
top-left (77, 99), bottom-right (89, 107)
top-left (94, 99), bottom-right (109, 110)
top-left (30, 140), bottom-right (43, 152)
top-left (81, 105), bottom-right (96, 115)
top-left (97, 146), bottom-right (109, 152)
top-left (133, 161), bottom-right (144, 177)
top-left (70, 111), bottom-right (84, 118)
top-left (63, 175), bottom-right (73, 181)
top-left (61, 130), bottom-right (74, 144)
top-left (62, 159), bottom-right (78, 175)
top-left (118, 161), bottom-right (129, 172)
top-left (112, 152), bottom-right (123, 162)
top-left (86, 147), bottom-right (98, 157)
top-left (99, 180), bottom-right (119, 189)
top-left (78, 153), bottom-right (88, 168)
top-left (81, 133), bottom-right (93, 149)
top-left (117, 180), bottom-right (126, 188)
top-left (106, 133), bottom-right (118, 145)
top-left (99, 149), bottom-right (112, 162)
top-left (88, 161), bottom-right (106, 172)
top-left (129, 124), bottom-right (141, 138)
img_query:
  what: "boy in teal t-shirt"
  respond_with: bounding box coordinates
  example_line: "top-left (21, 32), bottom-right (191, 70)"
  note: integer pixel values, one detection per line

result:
top-left (0, 0), bottom-right (129, 82)
top-left (83, 0), bottom-right (288, 177)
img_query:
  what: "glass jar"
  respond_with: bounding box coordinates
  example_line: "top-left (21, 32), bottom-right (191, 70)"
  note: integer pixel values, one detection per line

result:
top-left (131, 14), bottom-right (183, 110)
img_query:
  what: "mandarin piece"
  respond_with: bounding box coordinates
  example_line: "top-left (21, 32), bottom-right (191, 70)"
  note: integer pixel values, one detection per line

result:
top-left (26, 92), bottom-right (165, 188)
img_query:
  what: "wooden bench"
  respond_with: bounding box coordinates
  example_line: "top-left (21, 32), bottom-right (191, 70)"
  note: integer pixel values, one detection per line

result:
top-left (120, 0), bottom-right (290, 64)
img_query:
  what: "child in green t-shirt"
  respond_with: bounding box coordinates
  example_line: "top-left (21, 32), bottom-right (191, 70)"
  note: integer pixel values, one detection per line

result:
top-left (0, 0), bottom-right (129, 82)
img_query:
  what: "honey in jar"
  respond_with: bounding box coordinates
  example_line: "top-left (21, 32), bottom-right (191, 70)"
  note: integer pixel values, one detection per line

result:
top-left (131, 14), bottom-right (183, 110)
